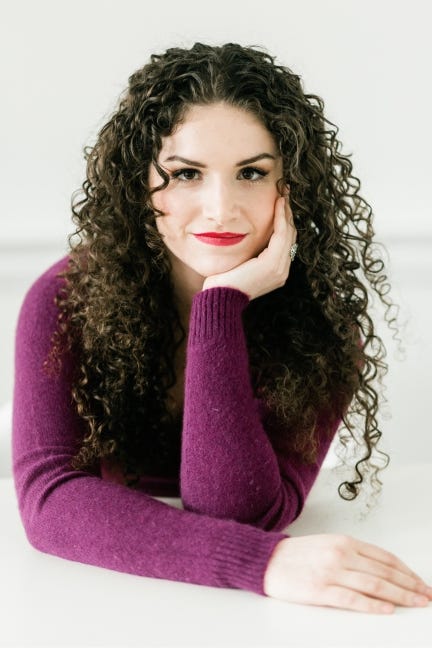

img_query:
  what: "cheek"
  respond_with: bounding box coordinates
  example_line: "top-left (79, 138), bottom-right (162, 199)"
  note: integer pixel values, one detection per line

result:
top-left (155, 216), bottom-right (166, 239)
top-left (152, 193), bottom-right (178, 238)
top-left (155, 201), bottom-right (188, 241)
top-left (153, 187), bottom-right (189, 220)
top-left (151, 190), bottom-right (169, 215)
top-left (252, 193), bottom-right (277, 231)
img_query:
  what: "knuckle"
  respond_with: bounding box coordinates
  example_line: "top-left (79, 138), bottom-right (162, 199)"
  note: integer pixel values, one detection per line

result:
top-left (334, 534), bottom-right (353, 547)
top-left (375, 601), bottom-right (392, 614)
top-left (382, 566), bottom-right (395, 582)
top-left (322, 546), bottom-right (342, 567)
top-left (335, 536), bottom-right (355, 555)
top-left (382, 569), bottom-right (395, 584)
top-left (275, 268), bottom-right (288, 283)
top-left (339, 590), bottom-right (357, 608)
top-left (385, 556), bottom-right (399, 572)
top-left (368, 578), bottom-right (385, 597)
top-left (316, 568), bottom-right (334, 587)
top-left (323, 536), bottom-right (355, 565)
top-left (332, 546), bottom-right (345, 561)
top-left (406, 591), bottom-right (419, 606)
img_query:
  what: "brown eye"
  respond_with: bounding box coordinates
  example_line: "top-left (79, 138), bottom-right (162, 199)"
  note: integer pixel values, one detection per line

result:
top-left (170, 169), bottom-right (200, 181)
top-left (240, 167), bottom-right (268, 181)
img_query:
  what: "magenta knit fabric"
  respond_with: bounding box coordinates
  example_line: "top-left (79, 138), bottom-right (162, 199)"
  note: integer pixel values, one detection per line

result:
top-left (12, 255), bottom-right (341, 596)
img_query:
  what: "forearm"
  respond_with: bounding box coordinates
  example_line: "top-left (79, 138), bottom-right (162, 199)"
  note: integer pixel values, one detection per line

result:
top-left (180, 287), bottom-right (302, 528)
top-left (12, 264), bottom-right (288, 597)
top-left (14, 442), bottom-right (287, 595)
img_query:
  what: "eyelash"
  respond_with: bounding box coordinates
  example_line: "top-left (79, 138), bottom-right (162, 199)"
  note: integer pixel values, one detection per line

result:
top-left (169, 166), bottom-right (269, 183)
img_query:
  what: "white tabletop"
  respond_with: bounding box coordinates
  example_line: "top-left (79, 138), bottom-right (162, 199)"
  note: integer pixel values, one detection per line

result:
top-left (1, 462), bottom-right (431, 648)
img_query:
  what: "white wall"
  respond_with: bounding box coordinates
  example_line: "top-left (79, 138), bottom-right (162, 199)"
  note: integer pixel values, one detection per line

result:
top-left (1, 0), bottom-right (431, 244)
top-left (1, 0), bottom-right (431, 464)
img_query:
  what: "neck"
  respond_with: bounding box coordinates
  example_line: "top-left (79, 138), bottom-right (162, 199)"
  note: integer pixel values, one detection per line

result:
top-left (168, 252), bottom-right (206, 328)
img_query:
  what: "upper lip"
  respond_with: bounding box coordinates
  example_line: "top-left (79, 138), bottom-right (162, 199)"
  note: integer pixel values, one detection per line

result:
top-left (194, 232), bottom-right (246, 238)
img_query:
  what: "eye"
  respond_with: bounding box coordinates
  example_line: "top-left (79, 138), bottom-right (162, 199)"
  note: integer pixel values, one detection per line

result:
top-left (240, 166), bottom-right (268, 182)
top-left (170, 168), bottom-right (199, 182)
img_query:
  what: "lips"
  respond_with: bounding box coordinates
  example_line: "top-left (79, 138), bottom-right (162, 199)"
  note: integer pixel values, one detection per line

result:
top-left (193, 233), bottom-right (247, 247)
top-left (195, 232), bottom-right (245, 238)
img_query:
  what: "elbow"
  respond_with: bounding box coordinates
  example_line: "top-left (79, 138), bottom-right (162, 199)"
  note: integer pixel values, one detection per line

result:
top-left (13, 463), bottom-right (65, 555)
top-left (22, 514), bottom-right (64, 561)
top-left (14, 486), bottom-right (48, 552)
top-left (22, 518), bottom-right (45, 552)
top-left (182, 482), bottom-right (303, 533)
top-left (15, 487), bottom-right (49, 553)
top-left (254, 486), bottom-right (304, 532)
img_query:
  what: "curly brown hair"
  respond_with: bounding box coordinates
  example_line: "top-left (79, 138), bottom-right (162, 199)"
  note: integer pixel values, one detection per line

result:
top-left (44, 41), bottom-right (402, 503)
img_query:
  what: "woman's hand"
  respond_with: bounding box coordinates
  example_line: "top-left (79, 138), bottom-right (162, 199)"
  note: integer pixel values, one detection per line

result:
top-left (263, 534), bottom-right (432, 614)
top-left (201, 189), bottom-right (297, 300)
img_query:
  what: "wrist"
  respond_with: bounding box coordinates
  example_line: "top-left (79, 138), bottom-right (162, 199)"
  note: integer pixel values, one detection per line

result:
top-left (202, 277), bottom-right (218, 291)
top-left (202, 278), bottom-right (252, 300)
top-left (263, 537), bottom-right (289, 596)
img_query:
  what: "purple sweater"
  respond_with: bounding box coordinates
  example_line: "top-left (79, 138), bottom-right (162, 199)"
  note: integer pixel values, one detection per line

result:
top-left (12, 255), bottom-right (341, 596)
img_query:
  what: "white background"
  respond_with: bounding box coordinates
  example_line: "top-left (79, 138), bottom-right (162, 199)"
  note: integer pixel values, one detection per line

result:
top-left (1, 0), bottom-right (431, 244)
top-left (1, 0), bottom-right (431, 464)
top-left (0, 3), bottom-right (431, 644)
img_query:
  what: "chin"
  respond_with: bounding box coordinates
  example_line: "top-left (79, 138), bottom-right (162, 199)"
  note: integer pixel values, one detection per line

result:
top-left (189, 257), bottom-right (245, 278)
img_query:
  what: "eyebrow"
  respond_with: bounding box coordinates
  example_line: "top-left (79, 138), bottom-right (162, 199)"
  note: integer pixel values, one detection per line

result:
top-left (163, 153), bottom-right (278, 167)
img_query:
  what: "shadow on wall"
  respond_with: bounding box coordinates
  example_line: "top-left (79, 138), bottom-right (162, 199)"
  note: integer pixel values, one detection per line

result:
top-left (0, 402), bottom-right (12, 477)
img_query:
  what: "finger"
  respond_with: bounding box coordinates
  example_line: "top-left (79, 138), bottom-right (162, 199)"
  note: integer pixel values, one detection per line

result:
top-left (352, 554), bottom-right (431, 596)
top-left (281, 194), bottom-right (296, 229)
top-left (274, 197), bottom-right (296, 242)
top-left (281, 199), bottom-right (297, 250)
top-left (355, 540), bottom-right (428, 584)
top-left (322, 585), bottom-right (395, 615)
top-left (334, 570), bottom-right (430, 609)
top-left (279, 183), bottom-right (290, 198)
top-left (269, 197), bottom-right (292, 241)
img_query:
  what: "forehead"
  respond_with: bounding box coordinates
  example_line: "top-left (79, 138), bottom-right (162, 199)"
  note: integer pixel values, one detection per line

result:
top-left (159, 102), bottom-right (278, 156)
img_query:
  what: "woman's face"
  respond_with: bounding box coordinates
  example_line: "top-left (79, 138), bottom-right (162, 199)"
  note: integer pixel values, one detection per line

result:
top-left (148, 102), bottom-right (284, 289)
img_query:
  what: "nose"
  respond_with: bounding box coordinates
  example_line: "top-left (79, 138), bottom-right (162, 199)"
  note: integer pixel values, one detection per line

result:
top-left (202, 178), bottom-right (239, 226)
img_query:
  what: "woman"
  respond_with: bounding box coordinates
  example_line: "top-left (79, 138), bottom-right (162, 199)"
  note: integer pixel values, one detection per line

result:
top-left (13, 42), bottom-right (431, 613)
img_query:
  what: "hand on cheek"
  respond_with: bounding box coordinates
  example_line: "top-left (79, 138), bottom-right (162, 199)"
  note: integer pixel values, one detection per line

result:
top-left (202, 189), bottom-right (297, 300)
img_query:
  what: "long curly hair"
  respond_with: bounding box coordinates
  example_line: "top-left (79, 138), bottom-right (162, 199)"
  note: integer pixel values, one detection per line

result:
top-left (44, 42), bottom-right (402, 502)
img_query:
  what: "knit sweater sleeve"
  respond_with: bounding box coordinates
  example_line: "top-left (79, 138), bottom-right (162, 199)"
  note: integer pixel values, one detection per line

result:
top-left (12, 258), bottom-right (288, 597)
top-left (181, 286), bottom-right (342, 531)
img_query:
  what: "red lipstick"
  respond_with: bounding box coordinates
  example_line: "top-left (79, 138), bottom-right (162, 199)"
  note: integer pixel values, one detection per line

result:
top-left (193, 232), bottom-right (247, 246)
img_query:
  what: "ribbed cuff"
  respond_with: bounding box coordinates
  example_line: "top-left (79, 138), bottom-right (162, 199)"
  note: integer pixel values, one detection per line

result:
top-left (209, 523), bottom-right (288, 596)
top-left (189, 287), bottom-right (250, 344)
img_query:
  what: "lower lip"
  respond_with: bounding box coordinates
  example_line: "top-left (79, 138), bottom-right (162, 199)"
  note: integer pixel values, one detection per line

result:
top-left (193, 234), bottom-right (247, 246)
